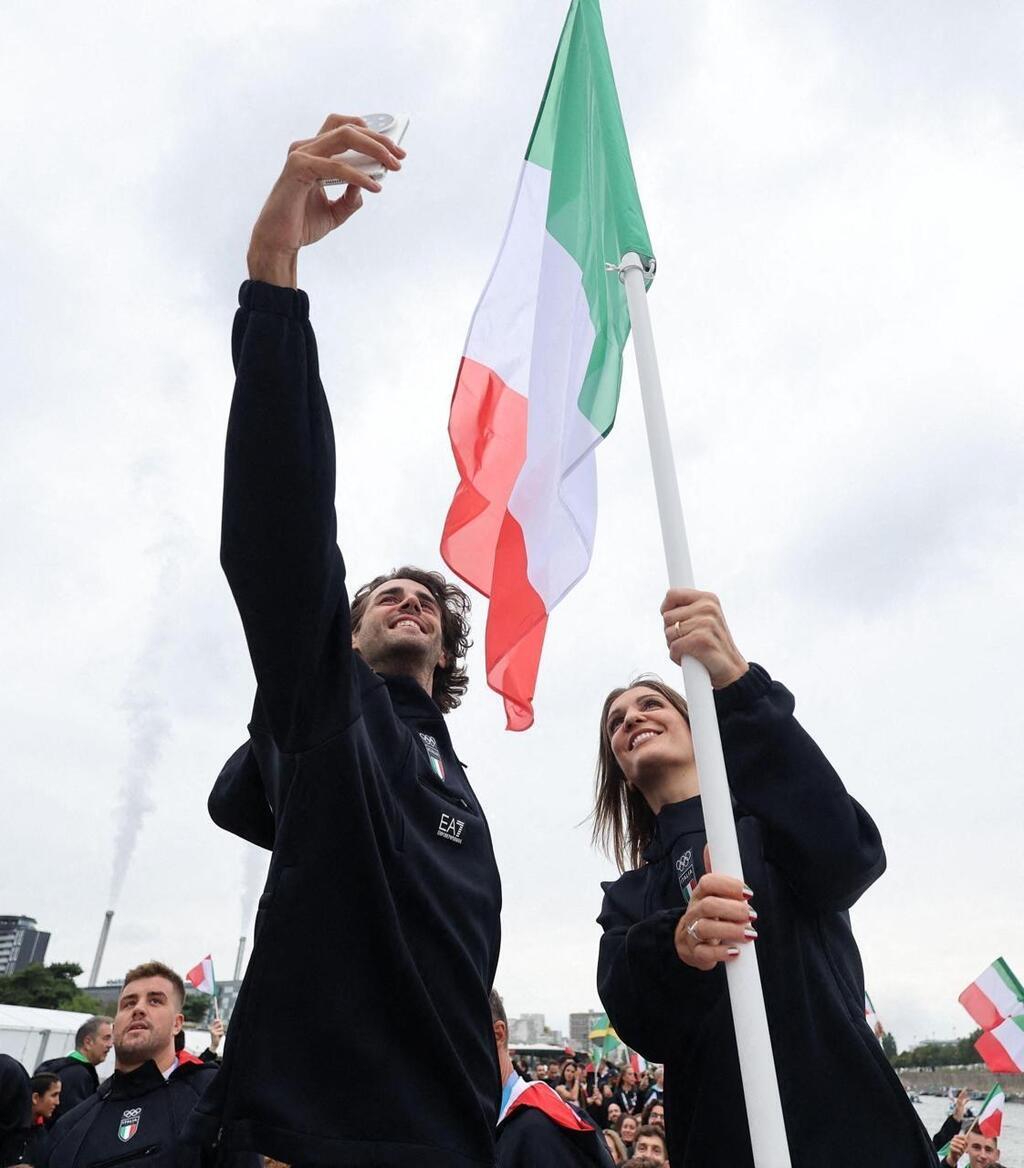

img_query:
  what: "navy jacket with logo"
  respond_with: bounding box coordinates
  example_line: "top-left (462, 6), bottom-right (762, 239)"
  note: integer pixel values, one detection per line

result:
top-left (43, 1058), bottom-right (232, 1168)
top-left (34, 1057), bottom-right (99, 1125)
top-left (596, 664), bottom-right (935, 1167)
top-left (183, 281), bottom-right (502, 1168)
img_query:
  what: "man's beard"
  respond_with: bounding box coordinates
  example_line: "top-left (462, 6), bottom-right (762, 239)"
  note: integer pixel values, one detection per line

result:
top-left (358, 636), bottom-right (436, 683)
top-left (116, 1028), bottom-right (166, 1066)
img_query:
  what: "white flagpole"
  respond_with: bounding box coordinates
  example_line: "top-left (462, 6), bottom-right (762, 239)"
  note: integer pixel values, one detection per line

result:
top-left (617, 251), bottom-right (792, 1168)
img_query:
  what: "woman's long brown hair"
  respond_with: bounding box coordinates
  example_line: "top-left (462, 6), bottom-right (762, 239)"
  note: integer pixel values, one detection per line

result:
top-left (590, 676), bottom-right (690, 872)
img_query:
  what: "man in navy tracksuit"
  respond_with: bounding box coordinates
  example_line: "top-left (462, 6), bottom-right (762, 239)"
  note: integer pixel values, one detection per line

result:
top-left (42, 963), bottom-right (252, 1168)
top-left (36, 1017), bottom-right (113, 1125)
top-left (182, 116), bottom-right (502, 1168)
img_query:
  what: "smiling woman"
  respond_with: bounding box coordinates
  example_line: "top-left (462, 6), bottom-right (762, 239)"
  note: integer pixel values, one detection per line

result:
top-left (589, 588), bottom-right (938, 1167)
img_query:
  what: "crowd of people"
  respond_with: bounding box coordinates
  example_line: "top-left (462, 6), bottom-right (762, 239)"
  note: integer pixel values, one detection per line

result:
top-left (505, 1055), bottom-right (668, 1166)
top-left (0, 1000), bottom-right (1008, 1168)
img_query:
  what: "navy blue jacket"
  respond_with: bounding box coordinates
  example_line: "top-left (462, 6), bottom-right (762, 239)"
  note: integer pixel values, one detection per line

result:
top-left (596, 664), bottom-right (935, 1166)
top-left (43, 1059), bottom-right (234, 1168)
top-left (183, 281), bottom-right (502, 1168)
top-left (35, 1057), bottom-right (99, 1125)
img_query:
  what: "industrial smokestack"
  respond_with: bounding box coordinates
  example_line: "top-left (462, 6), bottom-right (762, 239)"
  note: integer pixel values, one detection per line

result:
top-left (89, 910), bottom-right (114, 987)
top-left (233, 936), bottom-right (246, 982)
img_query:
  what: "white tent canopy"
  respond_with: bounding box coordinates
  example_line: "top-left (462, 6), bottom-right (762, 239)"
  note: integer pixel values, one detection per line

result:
top-left (0, 1003), bottom-right (211, 1074)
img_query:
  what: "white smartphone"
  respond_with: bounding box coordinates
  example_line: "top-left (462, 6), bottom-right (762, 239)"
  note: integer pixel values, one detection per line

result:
top-left (322, 113), bottom-right (410, 186)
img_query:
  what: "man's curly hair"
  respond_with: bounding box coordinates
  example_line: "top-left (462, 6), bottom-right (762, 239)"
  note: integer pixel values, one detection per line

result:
top-left (350, 566), bottom-right (472, 713)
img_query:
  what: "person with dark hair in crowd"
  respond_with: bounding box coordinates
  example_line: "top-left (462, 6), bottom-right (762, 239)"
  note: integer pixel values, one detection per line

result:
top-left (35, 1017), bottom-right (112, 1124)
top-left (610, 1065), bottom-right (644, 1116)
top-left (44, 962), bottom-right (255, 1168)
top-left (555, 1060), bottom-right (586, 1110)
top-left (491, 990), bottom-right (614, 1167)
top-left (942, 1128), bottom-right (1000, 1168)
top-left (620, 1158), bottom-right (658, 1168)
top-left (182, 115), bottom-right (501, 1168)
top-left (631, 1125), bottom-right (667, 1165)
top-left (592, 588), bottom-right (937, 1167)
top-left (616, 1114), bottom-right (638, 1156)
top-left (10, 1073), bottom-right (63, 1166)
top-left (640, 1097), bottom-right (664, 1131)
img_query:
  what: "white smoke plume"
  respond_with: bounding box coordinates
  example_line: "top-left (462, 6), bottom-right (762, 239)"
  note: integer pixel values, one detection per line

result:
top-left (108, 518), bottom-right (190, 908)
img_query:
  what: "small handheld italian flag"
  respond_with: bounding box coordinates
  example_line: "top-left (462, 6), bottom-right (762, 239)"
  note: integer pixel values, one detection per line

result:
top-left (441, 0), bottom-right (652, 730)
top-left (628, 1050), bottom-right (647, 1075)
top-left (864, 991), bottom-right (884, 1040)
top-left (185, 954), bottom-right (216, 996)
top-left (958, 957), bottom-right (1024, 1031)
top-left (975, 1082), bottom-right (1005, 1138)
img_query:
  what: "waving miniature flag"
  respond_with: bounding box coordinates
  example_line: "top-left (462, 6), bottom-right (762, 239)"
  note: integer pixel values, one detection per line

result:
top-left (629, 1050), bottom-right (648, 1075)
top-left (959, 957), bottom-right (1024, 1031)
top-left (589, 1014), bottom-right (621, 1059)
top-left (976, 1015), bottom-right (1024, 1074)
top-left (864, 991), bottom-right (885, 1040)
top-left (975, 1082), bottom-right (1005, 1138)
top-left (185, 954), bottom-right (216, 996)
top-left (441, 0), bottom-right (652, 730)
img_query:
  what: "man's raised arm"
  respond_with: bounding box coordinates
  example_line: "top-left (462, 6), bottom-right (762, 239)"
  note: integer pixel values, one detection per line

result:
top-left (222, 116), bottom-right (405, 753)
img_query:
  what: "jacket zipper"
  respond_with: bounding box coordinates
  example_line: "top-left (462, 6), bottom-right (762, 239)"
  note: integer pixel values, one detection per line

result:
top-left (88, 1143), bottom-right (161, 1168)
top-left (420, 770), bottom-right (472, 812)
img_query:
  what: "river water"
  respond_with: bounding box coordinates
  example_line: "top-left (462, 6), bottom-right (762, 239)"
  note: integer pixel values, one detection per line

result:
top-left (912, 1094), bottom-right (1022, 1162)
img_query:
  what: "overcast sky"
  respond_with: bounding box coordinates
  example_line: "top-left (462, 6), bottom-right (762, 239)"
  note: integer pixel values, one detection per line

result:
top-left (2, 0), bottom-right (1022, 1053)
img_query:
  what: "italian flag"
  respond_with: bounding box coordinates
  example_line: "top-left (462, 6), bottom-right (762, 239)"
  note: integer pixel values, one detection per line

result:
top-left (441, 0), bottom-right (652, 730)
top-left (975, 1082), bottom-right (1005, 1138)
top-left (864, 991), bottom-right (884, 1040)
top-left (629, 1050), bottom-right (648, 1075)
top-left (185, 954), bottom-right (216, 996)
top-left (959, 957), bottom-right (1024, 1031)
top-left (976, 1015), bottom-right (1024, 1074)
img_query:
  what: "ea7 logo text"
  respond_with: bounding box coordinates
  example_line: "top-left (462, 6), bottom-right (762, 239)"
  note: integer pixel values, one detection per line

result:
top-left (437, 813), bottom-right (465, 845)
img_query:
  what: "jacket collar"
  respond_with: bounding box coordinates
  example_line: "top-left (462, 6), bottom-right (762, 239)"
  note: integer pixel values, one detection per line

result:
top-left (104, 1060), bottom-right (168, 1099)
top-left (380, 672), bottom-right (445, 723)
top-left (642, 796), bottom-right (705, 863)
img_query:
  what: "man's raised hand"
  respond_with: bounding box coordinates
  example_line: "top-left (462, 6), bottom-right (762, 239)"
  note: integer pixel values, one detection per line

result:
top-left (247, 114), bottom-right (406, 288)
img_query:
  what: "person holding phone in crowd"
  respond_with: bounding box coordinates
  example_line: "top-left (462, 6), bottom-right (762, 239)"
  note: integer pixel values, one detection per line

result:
top-left (592, 588), bottom-right (938, 1166)
top-left (182, 116), bottom-right (502, 1168)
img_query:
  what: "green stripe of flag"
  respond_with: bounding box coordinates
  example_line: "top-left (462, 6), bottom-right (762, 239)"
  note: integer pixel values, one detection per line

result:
top-left (994, 957), bottom-right (1024, 1002)
top-left (526, 0), bottom-right (653, 438)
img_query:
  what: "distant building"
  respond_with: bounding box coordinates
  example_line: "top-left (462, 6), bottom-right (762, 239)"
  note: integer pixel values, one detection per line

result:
top-left (569, 1010), bottom-right (602, 1049)
top-left (509, 1013), bottom-right (546, 1044)
top-left (0, 916), bottom-right (50, 975)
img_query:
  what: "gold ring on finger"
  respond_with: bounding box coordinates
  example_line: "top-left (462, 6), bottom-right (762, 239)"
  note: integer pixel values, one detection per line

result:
top-left (674, 620), bottom-right (683, 637)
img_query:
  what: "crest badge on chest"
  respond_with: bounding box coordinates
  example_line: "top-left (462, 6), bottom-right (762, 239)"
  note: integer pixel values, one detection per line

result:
top-left (118, 1107), bottom-right (142, 1142)
top-left (419, 733), bottom-right (445, 781)
top-left (676, 849), bottom-right (698, 903)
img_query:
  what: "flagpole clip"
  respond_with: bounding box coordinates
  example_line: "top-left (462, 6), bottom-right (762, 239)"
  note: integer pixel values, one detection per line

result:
top-left (607, 255), bottom-right (656, 283)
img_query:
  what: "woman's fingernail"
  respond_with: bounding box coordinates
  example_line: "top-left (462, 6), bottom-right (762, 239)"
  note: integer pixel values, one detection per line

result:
top-left (743, 928), bottom-right (758, 940)
top-left (748, 909), bottom-right (758, 921)
top-left (726, 947), bottom-right (741, 956)
top-left (742, 886), bottom-right (754, 898)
